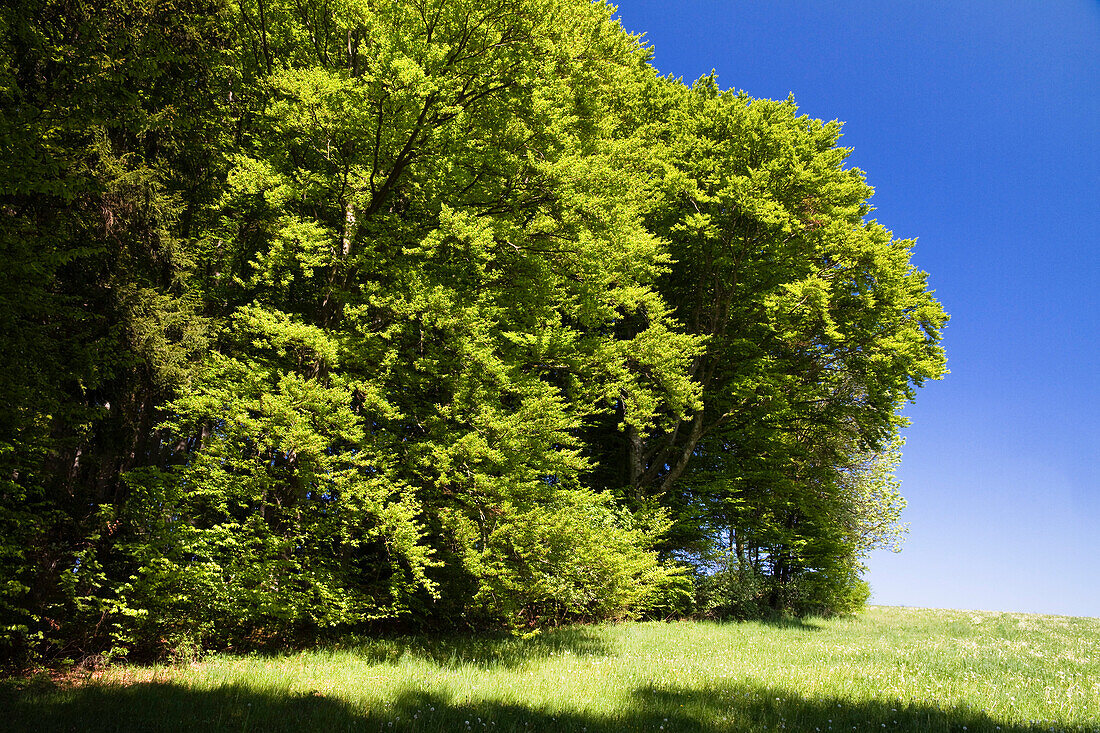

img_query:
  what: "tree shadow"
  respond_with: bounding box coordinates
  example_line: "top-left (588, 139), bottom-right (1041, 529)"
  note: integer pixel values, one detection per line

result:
top-left (336, 625), bottom-right (615, 669)
top-left (742, 615), bottom-right (826, 632)
top-left (4, 674), bottom-right (1069, 733)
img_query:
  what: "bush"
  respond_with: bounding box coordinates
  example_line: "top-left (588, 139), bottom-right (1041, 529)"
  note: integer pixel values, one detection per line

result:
top-left (642, 572), bottom-right (696, 619)
top-left (466, 490), bottom-right (681, 628)
top-left (696, 560), bottom-right (770, 620)
top-left (792, 568), bottom-right (871, 617)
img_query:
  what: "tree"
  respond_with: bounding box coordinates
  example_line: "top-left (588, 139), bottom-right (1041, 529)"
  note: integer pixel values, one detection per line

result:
top-left (0, 0), bottom-right (231, 665)
top-left (126, 0), bottom-right (701, 641)
top-left (609, 77), bottom-right (947, 612)
top-left (1, 1), bottom-right (947, 666)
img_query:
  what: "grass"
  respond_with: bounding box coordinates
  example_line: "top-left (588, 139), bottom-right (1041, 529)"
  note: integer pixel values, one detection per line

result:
top-left (3, 606), bottom-right (1098, 732)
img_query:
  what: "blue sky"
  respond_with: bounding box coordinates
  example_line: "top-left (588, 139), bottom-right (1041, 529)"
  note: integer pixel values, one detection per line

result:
top-left (613, 1), bottom-right (1100, 617)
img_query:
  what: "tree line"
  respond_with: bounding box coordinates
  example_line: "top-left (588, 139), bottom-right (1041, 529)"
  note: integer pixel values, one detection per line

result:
top-left (0, 0), bottom-right (946, 668)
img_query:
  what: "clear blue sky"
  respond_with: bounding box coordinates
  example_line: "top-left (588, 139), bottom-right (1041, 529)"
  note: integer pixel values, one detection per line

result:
top-left (613, 1), bottom-right (1100, 618)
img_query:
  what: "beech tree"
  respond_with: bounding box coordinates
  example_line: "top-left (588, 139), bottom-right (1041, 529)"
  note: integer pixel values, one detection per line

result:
top-left (1, 0), bottom-right (946, 667)
top-left (624, 78), bottom-right (947, 612)
top-left (124, 0), bottom-right (702, 640)
top-left (0, 0), bottom-right (230, 664)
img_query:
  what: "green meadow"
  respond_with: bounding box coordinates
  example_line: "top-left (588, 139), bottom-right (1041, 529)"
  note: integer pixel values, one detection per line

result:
top-left (4, 606), bottom-right (1097, 733)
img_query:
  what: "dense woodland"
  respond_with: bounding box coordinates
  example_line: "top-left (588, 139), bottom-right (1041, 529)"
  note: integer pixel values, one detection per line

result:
top-left (0, 0), bottom-right (946, 669)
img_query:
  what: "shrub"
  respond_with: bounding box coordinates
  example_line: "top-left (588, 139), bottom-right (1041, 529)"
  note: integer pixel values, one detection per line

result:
top-left (467, 490), bottom-right (680, 628)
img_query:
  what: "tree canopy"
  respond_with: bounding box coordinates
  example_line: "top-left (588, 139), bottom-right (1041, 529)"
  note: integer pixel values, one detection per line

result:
top-left (0, 0), bottom-right (945, 668)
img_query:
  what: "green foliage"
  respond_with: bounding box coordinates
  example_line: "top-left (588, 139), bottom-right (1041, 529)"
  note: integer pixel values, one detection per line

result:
top-left (793, 568), bottom-right (871, 617)
top-left (0, 0), bottom-right (230, 667)
top-left (696, 559), bottom-right (769, 621)
top-left (0, 0), bottom-right (946, 668)
top-left (184, 0), bottom-right (701, 633)
top-left (465, 490), bottom-right (679, 627)
top-left (619, 77), bottom-right (947, 615)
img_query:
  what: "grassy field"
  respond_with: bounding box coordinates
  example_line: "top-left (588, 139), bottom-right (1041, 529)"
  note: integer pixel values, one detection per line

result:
top-left (4, 606), bottom-right (1098, 732)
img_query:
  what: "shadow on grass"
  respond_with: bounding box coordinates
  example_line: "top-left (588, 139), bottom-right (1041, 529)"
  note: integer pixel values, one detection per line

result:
top-left (742, 615), bottom-right (827, 632)
top-left (3, 676), bottom-right (1069, 733)
top-left (333, 625), bottom-right (614, 669)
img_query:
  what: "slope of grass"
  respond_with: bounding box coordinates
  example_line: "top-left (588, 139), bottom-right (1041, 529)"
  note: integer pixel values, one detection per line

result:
top-left (4, 606), bottom-right (1098, 732)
